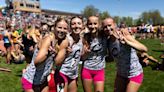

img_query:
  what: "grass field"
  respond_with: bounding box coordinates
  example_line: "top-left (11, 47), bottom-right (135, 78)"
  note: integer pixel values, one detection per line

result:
top-left (0, 39), bottom-right (164, 92)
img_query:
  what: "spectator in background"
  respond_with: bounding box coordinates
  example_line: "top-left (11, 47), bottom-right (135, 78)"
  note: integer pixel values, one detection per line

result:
top-left (137, 52), bottom-right (159, 67)
top-left (3, 26), bottom-right (12, 64)
top-left (0, 28), bottom-right (6, 56)
top-left (10, 44), bottom-right (25, 64)
top-left (140, 23), bottom-right (146, 39)
top-left (22, 26), bottom-right (36, 64)
top-left (157, 25), bottom-right (161, 38)
top-left (120, 21), bottom-right (126, 29)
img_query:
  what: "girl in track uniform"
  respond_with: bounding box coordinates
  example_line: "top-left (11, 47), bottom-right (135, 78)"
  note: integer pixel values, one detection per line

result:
top-left (81, 16), bottom-right (108, 92)
top-left (21, 18), bottom-right (69, 92)
top-left (102, 18), bottom-right (147, 92)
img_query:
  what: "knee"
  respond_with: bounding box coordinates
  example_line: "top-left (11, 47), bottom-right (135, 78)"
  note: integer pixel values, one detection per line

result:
top-left (20, 54), bottom-right (25, 61)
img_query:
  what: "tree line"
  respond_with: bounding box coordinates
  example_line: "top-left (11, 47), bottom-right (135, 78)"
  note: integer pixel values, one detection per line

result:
top-left (81, 5), bottom-right (164, 26)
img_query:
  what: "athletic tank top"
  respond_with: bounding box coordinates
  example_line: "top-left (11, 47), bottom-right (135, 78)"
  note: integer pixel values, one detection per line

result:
top-left (22, 34), bottom-right (36, 49)
top-left (108, 39), bottom-right (143, 78)
top-left (60, 35), bottom-right (83, 79)
top-left (2, 30), bottom-right (10, 44)
top-left (23, 47), bottom-right (56, 85)
top-left (3, 36), bottom-right (10, 43)
top-left (83, 37), bottom-right (107, 70)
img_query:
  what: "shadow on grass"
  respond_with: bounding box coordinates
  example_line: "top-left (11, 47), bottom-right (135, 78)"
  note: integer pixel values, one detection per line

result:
top-left (16, 74), bottom-right (22, 77)
top-left (152, 50), bottom-right (164, 52)
top-left (15, 70), bottom-right (23, 77)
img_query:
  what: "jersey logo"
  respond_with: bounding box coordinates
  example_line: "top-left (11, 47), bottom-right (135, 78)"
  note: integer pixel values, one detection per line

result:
top-left (91, 43), bottom-right (102, 53)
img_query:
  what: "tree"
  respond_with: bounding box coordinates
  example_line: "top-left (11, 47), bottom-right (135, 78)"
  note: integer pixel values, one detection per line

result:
top-left (81, 5), bottom-right (99, 18)
top-left (138, 10), bottom-right (163, 25)
top-left (113, 16), bottom-right (134, 27)
top-left (99, 11), bottom-right (110, 20)
top-left (113, 16), bottom-right (121, 26)
top-left (135, 19), bottom-right (142, 26)
top-left (121, 16), bottom-right (133, 27)
top-left (151, 10), bottom-right (163, 25)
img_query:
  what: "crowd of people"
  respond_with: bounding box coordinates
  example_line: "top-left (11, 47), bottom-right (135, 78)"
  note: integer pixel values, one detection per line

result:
top-left (118, 22), bottom-right (164, 40)
top-left (0, 9), bottom-right (162, 92)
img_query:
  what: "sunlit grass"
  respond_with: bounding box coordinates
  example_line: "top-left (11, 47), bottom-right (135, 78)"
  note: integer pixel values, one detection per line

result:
top-left (0, 39), bottom-right (164, 92)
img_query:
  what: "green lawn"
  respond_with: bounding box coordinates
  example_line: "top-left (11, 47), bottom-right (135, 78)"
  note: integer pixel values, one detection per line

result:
top-left (0, 39), bottom-right (164, 92)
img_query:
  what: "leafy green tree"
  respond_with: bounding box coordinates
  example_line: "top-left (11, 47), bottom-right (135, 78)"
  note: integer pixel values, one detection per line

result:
top-left (81, 5), bottom-right (99, 18)
top-left (99, 11), bottom-right (110, 20)
top-left (121, 16), bottom-right (133, 27)
top-left (138, 10), bottom-right (163, 25)
top-left (113, 16), bottom-right (120, 24)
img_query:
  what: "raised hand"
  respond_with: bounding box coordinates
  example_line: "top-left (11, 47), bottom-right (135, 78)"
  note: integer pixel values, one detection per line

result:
top-left (48, 46), bottom-right (57, 54)
top-left (66, 46), bottom-right (72, 54)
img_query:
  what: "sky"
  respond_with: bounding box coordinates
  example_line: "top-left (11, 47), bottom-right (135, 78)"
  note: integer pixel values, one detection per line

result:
top-left (0, 0), bottom-right (164, 19)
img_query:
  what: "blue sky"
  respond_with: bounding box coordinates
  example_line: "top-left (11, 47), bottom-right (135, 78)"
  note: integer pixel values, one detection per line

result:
top-left (0, 0), bottom-right (164, 19)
